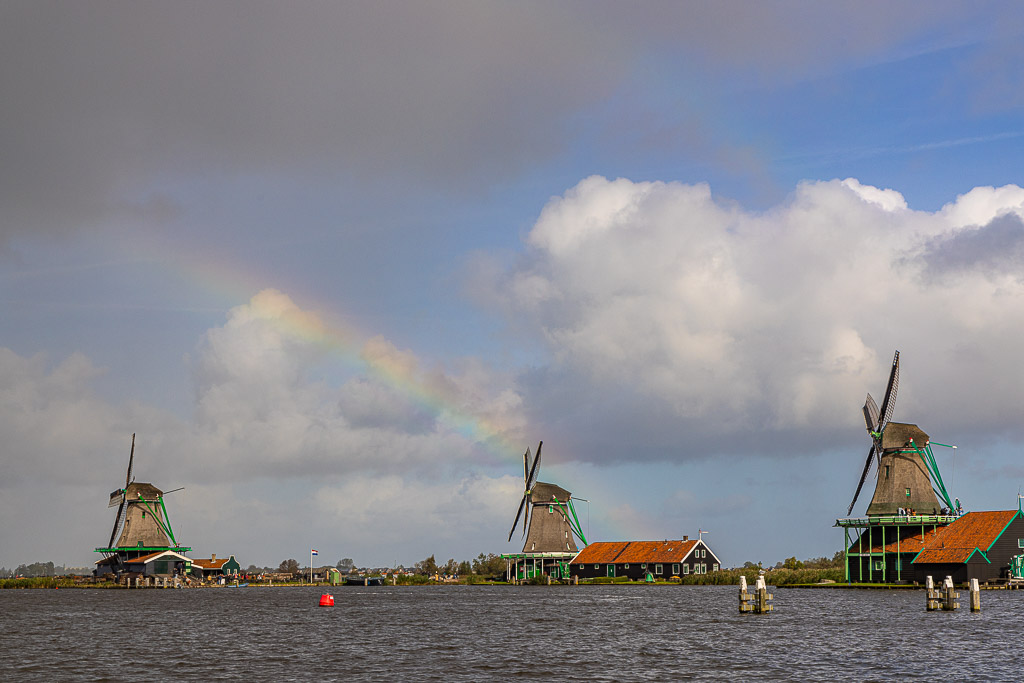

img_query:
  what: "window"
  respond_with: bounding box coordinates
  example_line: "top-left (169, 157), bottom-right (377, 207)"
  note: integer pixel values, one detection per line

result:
top-left (885, 465), bottom-right (891, 479)
top-left (713, 564), bottom-right (718, 572)
top-left (702, 564), bottom-right (707, 573)
top-left (641, 563), bottom-right (647, 569)
top-left (624, 564), bottom-right (629, 569)
top-left (594, 564), bottom-right (600, 569)
top-left (673, 564), bottom-right (680, 575)
top-left (548, 505), bottom-right (553, 513)
top-left (905, 488), bottom-right (911, 497)
top-left (655, 564), bottom-right (663, 575)
top-left (1019, 539), bottom-right (1024, 549)
top-left (874, 560), bottom-right (883, 571)
top-left (683, 564), bottom-right (689, 574)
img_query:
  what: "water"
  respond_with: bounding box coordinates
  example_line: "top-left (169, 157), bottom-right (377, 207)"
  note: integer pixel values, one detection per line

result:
top-left (1, 584), bottom-right (1018, 680)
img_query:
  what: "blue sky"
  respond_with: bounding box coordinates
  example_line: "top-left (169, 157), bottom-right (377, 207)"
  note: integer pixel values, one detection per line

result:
top-left (3, 2), bottom-right (1024, 571)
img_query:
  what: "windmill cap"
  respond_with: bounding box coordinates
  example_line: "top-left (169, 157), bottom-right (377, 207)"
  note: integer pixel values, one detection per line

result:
top-left (125, 482), bottom-right (164, 499)
top-left (881, 422), bottom-right (930, 449)
top-left (529, 482), bottom-right (571, 503)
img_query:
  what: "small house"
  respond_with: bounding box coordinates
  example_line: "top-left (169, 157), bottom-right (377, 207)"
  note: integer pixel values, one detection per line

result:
top-left (570, 537), bottom-right (721, 580)
top-left (120, 550), bottom-right (192, 577)
top-left (191, 554), bottom-right (241, 579)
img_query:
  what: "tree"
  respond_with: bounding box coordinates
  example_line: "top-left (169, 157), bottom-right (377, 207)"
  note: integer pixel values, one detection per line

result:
top-left (415, 555), bottom-right (437, 575)
top-left (278, 558), bottom-right (300, 573)
top-left (336, 558), bottom-right (355, 574)
top-left (472, 553), bottom-right (505, 576)
top-left (458, 560), bottom-right (472, 576)
top-left (782, 556), bottom-right (804, 570)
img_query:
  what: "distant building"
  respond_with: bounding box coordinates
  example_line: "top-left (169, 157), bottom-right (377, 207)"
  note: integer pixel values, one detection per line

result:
top-left (570, 537), bottom-right (721, 580)
top-left (191, 554), bottom-right (241, 579)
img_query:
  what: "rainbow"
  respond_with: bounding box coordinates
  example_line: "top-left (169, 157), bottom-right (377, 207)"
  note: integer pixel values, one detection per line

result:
top-left (151, 236), bottom-right (526, 466)
top-left (139, 234), bottom-right (650, 540)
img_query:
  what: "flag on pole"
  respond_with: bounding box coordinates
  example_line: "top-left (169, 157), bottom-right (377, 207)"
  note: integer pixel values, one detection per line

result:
top-left (311, 549), bottom-right (319, 556)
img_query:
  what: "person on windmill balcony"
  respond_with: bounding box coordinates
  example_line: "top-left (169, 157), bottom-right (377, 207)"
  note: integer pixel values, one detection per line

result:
top-left (897, 506), bottom-right (907, 516)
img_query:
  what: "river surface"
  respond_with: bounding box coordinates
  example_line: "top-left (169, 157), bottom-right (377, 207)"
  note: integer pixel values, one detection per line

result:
top-left (1, 584), bottom-right (1018, 680)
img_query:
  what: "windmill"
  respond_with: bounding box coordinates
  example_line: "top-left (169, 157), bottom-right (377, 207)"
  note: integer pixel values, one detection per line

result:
top-left (96, 434), bottom-right (188, 574)
top-left (846, 351), bottom-right (955, 517)
top-left (507, 441), bottom-right (588, 554)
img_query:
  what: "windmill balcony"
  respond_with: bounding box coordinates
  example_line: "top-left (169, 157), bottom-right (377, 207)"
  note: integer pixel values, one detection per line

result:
top-left (836, 514), bottom-right (958, 528)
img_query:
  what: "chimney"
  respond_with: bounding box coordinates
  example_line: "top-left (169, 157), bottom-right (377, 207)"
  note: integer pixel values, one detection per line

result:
top-left (683, 535), bottom-right (688, 541)
top-left (212, 553), bottom-right (216, 561)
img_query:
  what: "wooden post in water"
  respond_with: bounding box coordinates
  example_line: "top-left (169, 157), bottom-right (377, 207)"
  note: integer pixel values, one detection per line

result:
top-left (752, 574), bottom-right (773, 614)
top-left (969, 578), bottom-right (981, 612)
top-left (942, 575), bottom-right (959, 611)
top-left (925, 576), bottom-right (940, 611)
top-left (739, 576), bottom-right (753, 613)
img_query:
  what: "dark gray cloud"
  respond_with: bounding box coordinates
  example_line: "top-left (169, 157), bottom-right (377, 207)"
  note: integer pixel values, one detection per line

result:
top-left (4, 1), bottom-right (1016, 242)
top-left (0, 1), bottom-right (628, 238)
top-left (920, 213), bottom-right (1024, 280)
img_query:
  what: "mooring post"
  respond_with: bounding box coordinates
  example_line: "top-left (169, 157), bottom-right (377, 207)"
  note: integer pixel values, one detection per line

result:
top-left (753, 574), bottom-right (773, 614)
top-left (942, 575), bottom-right (959, 611)
top-left (739, 576), bottom-right (752, 613)
top-left (925, 575), bottom-right (939, 611)
top-left (969, 578), bottom-right (981, 612)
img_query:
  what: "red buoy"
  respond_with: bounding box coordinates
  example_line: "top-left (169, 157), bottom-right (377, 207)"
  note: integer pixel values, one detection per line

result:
top-left (319, 593), bottom-right (334, 607)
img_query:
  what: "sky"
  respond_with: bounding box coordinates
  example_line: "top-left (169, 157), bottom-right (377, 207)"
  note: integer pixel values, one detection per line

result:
top-left (3, 1), bottom-right (1024, 571)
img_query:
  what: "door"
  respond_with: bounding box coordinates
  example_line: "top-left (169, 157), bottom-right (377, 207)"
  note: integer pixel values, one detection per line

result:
top-left (607, 564), bottom-right (615, 578)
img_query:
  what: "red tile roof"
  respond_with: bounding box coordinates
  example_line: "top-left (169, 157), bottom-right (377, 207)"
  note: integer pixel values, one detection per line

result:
top-left (124, 550), bottom-right (191, 564)
top-left (572, 541), bottom-right (630, 564)
top-left (571, 540), bottom-right (700, 564)
top-left (912, 510), bottom-right (1020, 565)
top-left (192, 558), bottom-right (229, 570)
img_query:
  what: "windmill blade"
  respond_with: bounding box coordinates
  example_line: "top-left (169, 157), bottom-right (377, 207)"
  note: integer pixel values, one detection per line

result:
top-left (876, 351), bottom-right (900, 432)
top-left (108, 490), bottom-right (125, 508)
top-left (125, 433), bottom-right (136, 488)
top-left (862, 393), bottom-right (879, 434)
top-left (847, 444), bottom-right (877, 516)
top-left (526, 441), bottom-right (542, 490)
top-left (523, 447), bottom-right (531, 485)
top-left (507, 495), bottom-right (527, 542)
top-left (108, 499), bottom-right (127, 548)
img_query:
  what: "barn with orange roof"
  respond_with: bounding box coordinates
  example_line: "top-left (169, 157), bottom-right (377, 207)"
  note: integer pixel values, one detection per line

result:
top-left (569, 535), bottom-right (721, 581)
top-left (909, 509), bottom-right (1024, 584)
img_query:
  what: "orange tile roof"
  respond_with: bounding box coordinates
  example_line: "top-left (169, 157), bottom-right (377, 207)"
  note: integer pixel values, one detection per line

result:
top-left (572, 540), bottom-right (700, 564)
top-left (124, 550), bottom-right (191, 564)
top-left (572, 541), bottom-right (630, 564)
top-left (914, 547), bottom-right (978, 564)
top-left (912, 510), bottom-right (1020, 565)
top-left (616, 540), bottom-right (698, 563)
top-left (192, 558), bottom-right (229, 570)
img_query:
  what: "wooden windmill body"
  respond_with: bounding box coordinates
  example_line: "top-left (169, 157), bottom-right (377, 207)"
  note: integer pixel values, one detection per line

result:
top-left (520, 481), bottom-right (580, 554)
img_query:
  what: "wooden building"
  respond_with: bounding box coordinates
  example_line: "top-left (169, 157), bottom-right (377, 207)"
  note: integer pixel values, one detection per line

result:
top-left (569, 537), bottom-right (721, 581)
top-left (845, 510), bottom-right (1024, 584)
top-left (911, 509), bottom-right (1024, 583)
top-left (190, 554), bottom-right (241, 579)
top-left (115, 550), bottom-right (192, 577)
